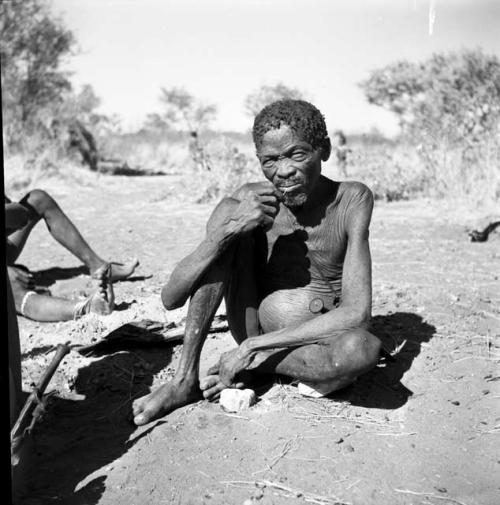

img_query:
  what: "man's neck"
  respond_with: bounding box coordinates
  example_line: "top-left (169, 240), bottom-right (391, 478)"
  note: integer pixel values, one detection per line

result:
top-left (289, 175), bottom-right (329, 214)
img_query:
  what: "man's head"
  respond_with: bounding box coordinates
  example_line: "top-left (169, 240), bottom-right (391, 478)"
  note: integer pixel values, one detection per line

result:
top-left (252, 100), bottom-right (331, 208)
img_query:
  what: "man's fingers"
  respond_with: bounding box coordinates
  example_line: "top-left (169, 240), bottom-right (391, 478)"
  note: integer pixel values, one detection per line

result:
top-left (257, 194), bottom-right (279, 207)
top-left (207, 363), bottom-right (219, 375)
top-left (260, 214), bottom-right (275, 231)
top-left (260, 203), bottom-right (278, 217)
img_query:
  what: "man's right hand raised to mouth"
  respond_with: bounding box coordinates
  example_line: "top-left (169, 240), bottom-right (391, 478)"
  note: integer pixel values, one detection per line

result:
top-left (230, 181), bottom-right (280, 233)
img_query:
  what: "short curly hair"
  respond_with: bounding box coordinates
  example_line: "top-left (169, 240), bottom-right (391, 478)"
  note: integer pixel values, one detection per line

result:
top-left (252, 99), bottom-right (329, 151)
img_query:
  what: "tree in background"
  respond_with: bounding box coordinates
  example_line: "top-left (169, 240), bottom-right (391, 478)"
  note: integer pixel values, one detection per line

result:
top-left (359, 49), bottom-right (500, 147)
top-left (244, 82), bottom-right (306, 117)
top-left (0, 0), bottom-right (74, 148)
top-left (157, 87), bottom-right (217, 134)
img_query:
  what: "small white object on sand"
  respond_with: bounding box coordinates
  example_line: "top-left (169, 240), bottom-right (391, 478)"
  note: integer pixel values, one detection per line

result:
top-left (220, 388), bottom-right (256, 412)
top-left (297, 381), bottom-right (330, 398)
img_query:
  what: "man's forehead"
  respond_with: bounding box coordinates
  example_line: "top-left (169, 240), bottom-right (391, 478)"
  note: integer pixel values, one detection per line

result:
top-left (257, 124), bottom-right (312, 154)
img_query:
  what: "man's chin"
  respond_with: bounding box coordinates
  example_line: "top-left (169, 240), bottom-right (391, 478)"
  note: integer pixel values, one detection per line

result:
top-left (283, 192), bottom-right (308, 209)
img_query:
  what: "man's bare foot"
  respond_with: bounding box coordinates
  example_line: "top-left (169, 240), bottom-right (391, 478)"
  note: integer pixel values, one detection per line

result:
top-left (132, 378), bottom-right (202, 426)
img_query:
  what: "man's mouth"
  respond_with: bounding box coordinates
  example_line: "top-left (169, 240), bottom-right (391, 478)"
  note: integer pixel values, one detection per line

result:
top-left (278, 183), bottom-right (302, 194)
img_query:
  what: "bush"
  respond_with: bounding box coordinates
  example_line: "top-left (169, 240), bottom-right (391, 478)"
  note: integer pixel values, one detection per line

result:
top-left (190, 136), bottom-right (262, 203)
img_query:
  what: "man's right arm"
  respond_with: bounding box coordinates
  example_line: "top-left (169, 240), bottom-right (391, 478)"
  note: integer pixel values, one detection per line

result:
top-left (161, 182), bottom-right (278, 310)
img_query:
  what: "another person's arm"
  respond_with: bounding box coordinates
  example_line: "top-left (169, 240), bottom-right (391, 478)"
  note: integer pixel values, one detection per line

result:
top-left (161, 182), bottom-right (278, 309)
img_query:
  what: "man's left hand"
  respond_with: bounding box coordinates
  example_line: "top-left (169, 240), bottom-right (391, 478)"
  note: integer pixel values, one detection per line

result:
top-left (213, 347), bottom-right (254, 388)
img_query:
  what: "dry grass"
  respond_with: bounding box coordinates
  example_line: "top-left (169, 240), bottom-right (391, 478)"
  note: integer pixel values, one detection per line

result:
top-left (4, 129), bottom-right (499, 211)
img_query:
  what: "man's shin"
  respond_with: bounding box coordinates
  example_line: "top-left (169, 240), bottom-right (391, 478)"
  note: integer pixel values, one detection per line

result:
top-left (175, 277), bottom-right (225, 381)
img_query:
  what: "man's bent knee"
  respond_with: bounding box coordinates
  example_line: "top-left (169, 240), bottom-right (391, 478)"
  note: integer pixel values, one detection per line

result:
top-left (337, 328), bottom-right (382, 373)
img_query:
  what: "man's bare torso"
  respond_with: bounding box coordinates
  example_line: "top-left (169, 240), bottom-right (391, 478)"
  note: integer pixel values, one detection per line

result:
top-left (256, 178), bottom-right (372, 333)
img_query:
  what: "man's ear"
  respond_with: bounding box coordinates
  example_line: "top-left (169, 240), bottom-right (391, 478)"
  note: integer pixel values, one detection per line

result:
top-left (321, 137), bottom-right (332, 162)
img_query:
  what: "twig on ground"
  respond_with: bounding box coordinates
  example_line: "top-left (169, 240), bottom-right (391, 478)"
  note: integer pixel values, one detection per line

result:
top-left (374, 431), bottom-right (416, 436)
top-left (345, 479), bottom-right (360, 490)
top-left (268, 435), bottom-right (301, 469)
top-left (452, 356), bottom-right (499, 364)
top-left (479, 309), bottom-right (500, 322)
top-left (394, 488), bottom-right (468, 505)
top-left (221, 479), bottom-right (350, 505)
top-left (223, 413), bottom-right (269, 430)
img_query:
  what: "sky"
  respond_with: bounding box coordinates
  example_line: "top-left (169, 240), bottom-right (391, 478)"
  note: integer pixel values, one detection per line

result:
top-left (51, 0), bottom-right (500, 136)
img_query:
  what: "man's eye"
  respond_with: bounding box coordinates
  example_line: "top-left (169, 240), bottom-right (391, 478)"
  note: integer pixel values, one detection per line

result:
top-left (291, 152), bottom-right (307, 161)
top-left (262, 159), bottom-right (275, 168)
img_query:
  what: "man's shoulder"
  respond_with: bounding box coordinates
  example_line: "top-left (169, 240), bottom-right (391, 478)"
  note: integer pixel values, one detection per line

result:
top-left (327, 180), bottom-right (373, 210)
top-left (339, 180), bottom-right (373, 199)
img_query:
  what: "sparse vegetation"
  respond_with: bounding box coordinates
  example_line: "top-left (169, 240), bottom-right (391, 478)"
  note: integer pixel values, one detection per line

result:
top-left (2, 1), bottom-right (498, 209)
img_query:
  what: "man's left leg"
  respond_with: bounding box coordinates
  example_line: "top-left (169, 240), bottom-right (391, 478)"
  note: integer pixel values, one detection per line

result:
top-left (250, 328), bottom-right (382, 395)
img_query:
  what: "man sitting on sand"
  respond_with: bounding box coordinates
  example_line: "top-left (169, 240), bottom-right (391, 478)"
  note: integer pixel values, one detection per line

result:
top-left (5, 190), bottom-right (139, 321)
top-left (133, 100), bottom-right (381, 425)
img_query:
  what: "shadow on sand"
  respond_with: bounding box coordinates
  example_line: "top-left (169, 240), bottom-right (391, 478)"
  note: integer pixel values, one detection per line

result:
top-left (331, 311), bottom-right (436, 409)
top-left (32, 266), bottom-right (151, 289)
top-left (13, 333), bottom-right (177, 505)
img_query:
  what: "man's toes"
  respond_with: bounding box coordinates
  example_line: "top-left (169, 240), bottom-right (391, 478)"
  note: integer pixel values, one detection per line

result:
top-left (133, 412), bottom-right (150, 426)
top-left (200, 375), bottom-right (219, 390)
top-left (132, 398), bottom-right (146, 416)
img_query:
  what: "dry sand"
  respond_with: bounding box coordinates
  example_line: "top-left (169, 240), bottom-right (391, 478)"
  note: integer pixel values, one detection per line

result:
top-left (11, 172), bottom-right (500, 505)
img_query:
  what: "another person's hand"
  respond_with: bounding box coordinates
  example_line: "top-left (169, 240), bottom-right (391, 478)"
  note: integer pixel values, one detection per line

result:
top-left (8, 265), bottom-right (35, 291)
top-left (231, 182), bottom-right (279, 232)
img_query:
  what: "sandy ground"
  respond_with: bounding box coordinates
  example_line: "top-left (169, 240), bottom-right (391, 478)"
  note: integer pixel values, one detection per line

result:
top-left (10, 171), bottom-right (500, 505)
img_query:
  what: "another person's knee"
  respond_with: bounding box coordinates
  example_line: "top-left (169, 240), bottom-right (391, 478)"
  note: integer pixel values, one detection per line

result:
top-left (23, 189), bottom-right (56, 214)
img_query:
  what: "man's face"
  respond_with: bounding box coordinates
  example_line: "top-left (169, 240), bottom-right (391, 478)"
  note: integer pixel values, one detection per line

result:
top-left (257, 125), bottom-right (322, 208)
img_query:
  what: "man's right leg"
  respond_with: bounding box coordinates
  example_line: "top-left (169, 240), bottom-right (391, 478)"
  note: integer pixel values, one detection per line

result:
top-left (132, 202), bottom-right (241, 426)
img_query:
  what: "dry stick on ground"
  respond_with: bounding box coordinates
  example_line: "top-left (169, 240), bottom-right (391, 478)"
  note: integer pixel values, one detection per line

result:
top-left (221, 479), bottom-right (350, 505)
top-left (394, 488), bottom-right (469, 505)
top-left (11, 343), bottom-right (71, 466)
top-left (223, 413), bottom-right (269, 431)
top-left (268, 435), bottom-right (302, 469)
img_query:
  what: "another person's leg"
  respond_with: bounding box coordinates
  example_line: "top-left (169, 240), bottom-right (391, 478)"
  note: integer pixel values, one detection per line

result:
top-left (7, 270), bottom-right (22, 427)
top-left (8, 189), bottom-right (138, 280)
top-left (9, 264), bottom-right (114, 321)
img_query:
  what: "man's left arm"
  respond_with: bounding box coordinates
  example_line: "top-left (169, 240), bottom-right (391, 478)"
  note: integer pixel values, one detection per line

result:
top-left (221, 187), bottom-right (374, 378)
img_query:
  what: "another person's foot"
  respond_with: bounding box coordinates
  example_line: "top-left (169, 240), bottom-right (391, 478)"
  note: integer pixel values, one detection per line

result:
top-left (132, 378), bottom-right (202, 426)
top-left (74, 264), bottom-right (114, 318)
top-left (90, 258), bottom-right (139, 282)
top-left (90, 264), bottom-right (114, 314)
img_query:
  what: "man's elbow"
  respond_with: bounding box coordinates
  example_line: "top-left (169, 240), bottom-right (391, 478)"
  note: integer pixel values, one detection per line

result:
top-left (344, 304), bottom-right (371, 329)
top-left (356, 305), bottom-right (372, 328)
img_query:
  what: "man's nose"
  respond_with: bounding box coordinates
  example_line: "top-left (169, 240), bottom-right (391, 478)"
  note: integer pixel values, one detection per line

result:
top-left (275, 158), bottom-right (296, 177)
